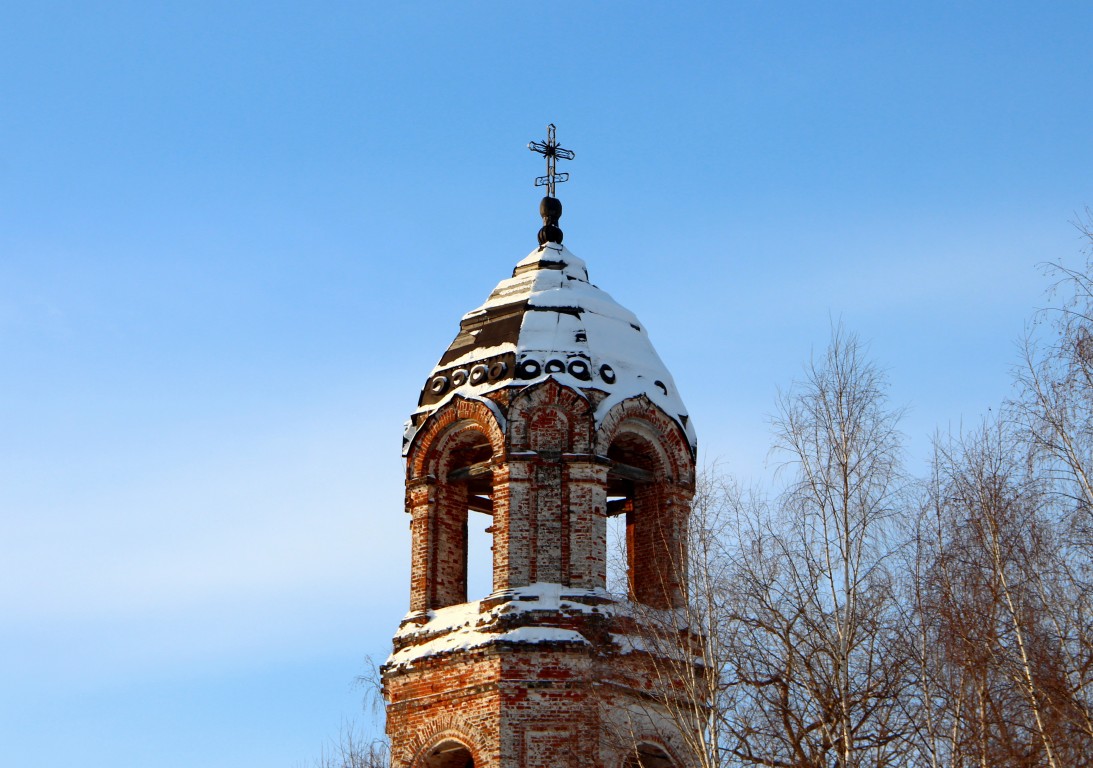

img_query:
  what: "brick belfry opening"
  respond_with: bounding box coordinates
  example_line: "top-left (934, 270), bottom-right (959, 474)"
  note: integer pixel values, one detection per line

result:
top-left (382, 127), bottom-right (699, 768)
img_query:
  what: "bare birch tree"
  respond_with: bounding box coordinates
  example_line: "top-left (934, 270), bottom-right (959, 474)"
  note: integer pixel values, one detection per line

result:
top-left (757, 326), bottom-right (909, 768)
top-left (306, 657), bottom-right (391, 768)
top-left (1013, 210), bottom-right (1093, 751)
top-left (616, 328), bottom-right (912, 768)
top-left (605, 469), bottom-right (744, 768)
top-left (919, 421), bottom-right (1078, 768)
top-left (311, 726), bottom-right (391, 768)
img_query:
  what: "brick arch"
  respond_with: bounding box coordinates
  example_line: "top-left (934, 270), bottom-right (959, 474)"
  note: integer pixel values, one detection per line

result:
top-left (507, 378), bottom-right (594, 454)
top-left (405, 396), bottom-right (506, 611)
top-left (407, 396), bottom-right (506, 481)
top-left (407, 723), bottom-right (485, 768)
top-left (596, 396), bottom-right (695, 609)
top-left (616, 739), bottom-right (683, 768)
top-left (604, 418), bottom-right (674, 480)
top-left (595, 396), bottom-right (694, 487)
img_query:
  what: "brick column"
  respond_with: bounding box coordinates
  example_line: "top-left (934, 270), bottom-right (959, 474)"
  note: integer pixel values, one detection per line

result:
top-left (629, 482), bottom-right (692, 609)
top-left (532, 453), bottom-right (564, 584)
top-left (490, 460), bottom-right (511, 593)
top-left (563, 455), bottom-right (609, 589)
top-left (432, 479), bottom-right (469, 608)
top-left (494, 452), bottom-right (534, 590)
top-left (407, 476), bottom-right (434, 614)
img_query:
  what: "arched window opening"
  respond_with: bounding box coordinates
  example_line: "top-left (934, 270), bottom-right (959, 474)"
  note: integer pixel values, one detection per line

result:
top-left (605, 430), bottom-right (682, 609)
top-left (432, 428), bottom-right (496, 608)
top-left (420, 739), bottom-right (475, 768)
top-left (605, 509), bottom-right (630, 596)
top-left (622, 743), bottom-right (675, 768)
top-left (466, 506), bottom-right (494, 601)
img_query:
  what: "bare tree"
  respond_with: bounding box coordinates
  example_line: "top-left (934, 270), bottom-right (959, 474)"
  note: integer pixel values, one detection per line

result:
top-left (614, 328), bottom-right (912, 768)
top-left (751, 327), bottom-right (908, 768)
top-left (1009, 209), bottom-right (1093, 756)
top-left (311, 724), bottom-right (391, 768)
top-left (901, 464), bottom-right (959, 768)
top-left (913, 419), bottom-right (1093, 768)
top-left (603, 468), bottom-right (742, 768)
top-left (305, 657), bottom-right (390, 768)
top-left (1017, 209), bottom-right (1093, 519)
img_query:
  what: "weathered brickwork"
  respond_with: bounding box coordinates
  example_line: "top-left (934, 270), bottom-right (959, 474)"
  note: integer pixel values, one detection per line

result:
top-left (386, 376), bottom-right (698, 768)
top-left (626, 482), bottom-right (691, 609)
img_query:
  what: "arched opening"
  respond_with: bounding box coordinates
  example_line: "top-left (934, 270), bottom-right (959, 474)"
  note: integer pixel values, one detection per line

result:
top-left (420, 738), bottom-right (475, 768)
top-left (606, 510), bottom-right (630, 596)
top-left (430, 425), bottom-right (496, 608)
top-left (622, 743), bottom-right (675, 768)
top-left (605, 429), bottom-right (682, 609)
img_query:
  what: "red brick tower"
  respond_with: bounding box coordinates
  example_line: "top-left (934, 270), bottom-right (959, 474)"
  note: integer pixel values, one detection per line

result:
top-left (383, 140), bottom-right (697, 768)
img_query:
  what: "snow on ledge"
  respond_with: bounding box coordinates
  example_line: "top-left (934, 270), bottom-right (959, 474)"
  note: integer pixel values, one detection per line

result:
top-left (386, 624), bottom-right (589, 668)
top-left (388, 620), bottom-right (591, 670)
top-left (386, 584), bottom-right (625, 669)
top-left (395, 583), bottom-right (622, 640)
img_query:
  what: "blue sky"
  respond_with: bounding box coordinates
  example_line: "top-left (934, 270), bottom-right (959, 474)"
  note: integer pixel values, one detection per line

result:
top-left (2, 3), bottom-right (1091, 766)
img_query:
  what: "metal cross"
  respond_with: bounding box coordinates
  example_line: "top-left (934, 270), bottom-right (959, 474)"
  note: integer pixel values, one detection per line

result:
top-left (527, 124), bottom-right (575, 197)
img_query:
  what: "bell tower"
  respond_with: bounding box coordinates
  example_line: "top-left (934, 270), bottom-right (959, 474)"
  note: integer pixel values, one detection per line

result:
top-left (382, 127), bottom-right (698, 768)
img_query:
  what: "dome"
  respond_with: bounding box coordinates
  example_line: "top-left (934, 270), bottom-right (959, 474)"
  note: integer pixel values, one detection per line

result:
top-left (405, 241), bottom-right (696, 453)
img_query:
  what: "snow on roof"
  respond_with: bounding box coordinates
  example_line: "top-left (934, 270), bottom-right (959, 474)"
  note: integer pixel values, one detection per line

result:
top-left (407, 242), bottom-right (696, 452)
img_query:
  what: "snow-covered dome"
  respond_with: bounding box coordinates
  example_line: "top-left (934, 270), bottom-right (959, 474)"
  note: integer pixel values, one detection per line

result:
top-left (406, 241), bottom-right (696, 452)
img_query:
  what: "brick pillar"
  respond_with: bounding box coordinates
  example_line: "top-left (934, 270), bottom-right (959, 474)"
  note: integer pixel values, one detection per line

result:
top-left (662, 484), bottom-right (693, 606)
top-left (628, 482), bottom-right (692, 609)
top-left (490, 461), bottom-right (511, 592)
top-left (527, 406), bottom-right (570, 585)
top-left (532, 455), bottom-right (564, 583)
top-left (407, 476), bottom-right (434, 614)
top-left (564, 456), bottom-right (609, 589)
top-left (432, 479), bottom-right (469, 608)
top-left (495, 453), bottom-right (533, 590)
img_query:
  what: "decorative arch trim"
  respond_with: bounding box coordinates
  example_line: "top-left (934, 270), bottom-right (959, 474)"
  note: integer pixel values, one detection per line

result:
top-left (407, 395), bottom-right (506, 480)
top-left (408, 724), bottom-right (483, 768)
top-left (507, 377), bottom-right (593, 453)
top-left (616, 738), bottom-right (683, 768)
top-left (596, 395), bottom-right (695, 488)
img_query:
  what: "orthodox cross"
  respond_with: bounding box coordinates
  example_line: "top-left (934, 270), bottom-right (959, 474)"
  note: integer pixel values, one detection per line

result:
top-left (528, 124), bottom-right (575, 197)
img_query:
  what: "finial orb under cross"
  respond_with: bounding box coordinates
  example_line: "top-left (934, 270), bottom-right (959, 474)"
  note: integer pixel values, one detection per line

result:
top-left (528, 124), bottom-right (574, 245)
top-left (528, 123), bottom-right (574, 198)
